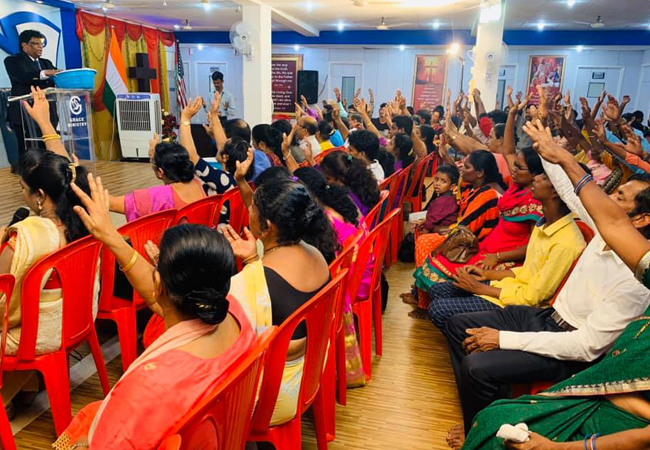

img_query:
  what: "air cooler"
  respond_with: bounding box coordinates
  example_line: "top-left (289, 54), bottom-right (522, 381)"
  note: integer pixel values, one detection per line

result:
top-left (116, 93), bottom-right (162, 159)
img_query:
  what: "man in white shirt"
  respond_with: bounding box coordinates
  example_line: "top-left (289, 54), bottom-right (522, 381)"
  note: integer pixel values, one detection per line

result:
top-left (295, 115), bottom-right (321, 158)
top-left (211, 71), bottom-right (236, 123)
top-left (348, 129), bottom-right (385, 183)
top-left (444, 166), bottom-right (650, 434)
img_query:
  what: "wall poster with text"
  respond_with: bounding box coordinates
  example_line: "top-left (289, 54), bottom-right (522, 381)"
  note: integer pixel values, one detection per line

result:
top-left (526, 55), bottom-right (566, 105)
top-left (411, 55), bottom-right (447, 112)
top-left (272, 54), bottom-right (303, 116)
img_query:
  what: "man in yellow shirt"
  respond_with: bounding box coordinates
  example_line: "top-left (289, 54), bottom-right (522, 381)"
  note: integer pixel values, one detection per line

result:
top-left (427, 171), bottom-right (586, 329)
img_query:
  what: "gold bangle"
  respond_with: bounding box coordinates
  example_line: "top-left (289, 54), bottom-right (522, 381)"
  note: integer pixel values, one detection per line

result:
top-left (119, 250), bottom-right (139, 273)
top-left (243, 255), bottom-right (259, 265)
top-left (42, 133), bottom-right (60, 139)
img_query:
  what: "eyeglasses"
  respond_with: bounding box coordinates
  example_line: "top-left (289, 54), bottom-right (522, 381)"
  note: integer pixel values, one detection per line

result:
top-left (28, 41), bottom-right (44, 48)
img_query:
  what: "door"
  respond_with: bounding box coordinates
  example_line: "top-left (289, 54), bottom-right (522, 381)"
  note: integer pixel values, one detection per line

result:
top-left (573, 67), bottom-right (623, 110)
top-left (496, 65), bottom-right (516, 110)
top-left (638, 65), bottom-right (650, 122)
top-left (193, 62), bottom-right (227, 123)
top-left (330, 63), bottom-right (363, 106)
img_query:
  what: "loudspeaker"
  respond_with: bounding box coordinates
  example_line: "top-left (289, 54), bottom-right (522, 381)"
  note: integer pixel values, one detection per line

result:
top-left (297, 70), bottom-right (319, 105)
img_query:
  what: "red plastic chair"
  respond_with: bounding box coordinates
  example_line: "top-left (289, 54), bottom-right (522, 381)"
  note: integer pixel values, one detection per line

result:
top-left (0, 274), bottom-right (16, 450)
top-left (314, 146), bottom-right (346, 165)
top-left (97, 209), bottom-right (177, 372)
top-left (2, 236), bottom-right (109, 435)
top-left (157, 435), bottom-right (181, 450)
top-left (379, 171), bottom-right (402, 268)
top-left (247, 270), bottom-right (347, 450)
top-left (350, 209), bottom-right (400, 380)
top-left (321, 230), bottom-right (363, 440)
top-left (157, 328), bottom-right (275, 450)
top-left (174, 196), bottom-right (223, 227)
top-left (363, 190), bottom-right (389, 231)
top-left (391, 164), bottom-right (414, 259)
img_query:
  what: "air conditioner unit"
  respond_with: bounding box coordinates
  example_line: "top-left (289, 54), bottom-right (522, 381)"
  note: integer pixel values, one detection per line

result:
top-left (116, 93), bottom-right (162, 159)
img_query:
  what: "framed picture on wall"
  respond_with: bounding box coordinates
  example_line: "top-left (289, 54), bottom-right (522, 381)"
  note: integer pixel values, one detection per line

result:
top-left (272, 54), bottom-right (304, 117)
top-left (411, 55), bottom-right (447, 112)
top-left (525, 55), bottom-right (566, 105)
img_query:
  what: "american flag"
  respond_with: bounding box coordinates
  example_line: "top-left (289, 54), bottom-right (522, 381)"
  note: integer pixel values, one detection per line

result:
top-left (175, 42), bottom-right (188, 110)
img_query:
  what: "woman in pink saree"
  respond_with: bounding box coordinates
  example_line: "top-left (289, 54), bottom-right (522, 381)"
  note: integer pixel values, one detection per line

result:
top-left (109, 139), bottom-right (206, 222)
top-left (54, 176), bottom-right (255, 450)
top-left (294, 167), bottom-right (368, 388)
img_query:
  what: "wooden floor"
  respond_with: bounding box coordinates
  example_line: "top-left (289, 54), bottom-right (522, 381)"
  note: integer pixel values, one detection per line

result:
top-left (1, 162), bottom-right (463, 449)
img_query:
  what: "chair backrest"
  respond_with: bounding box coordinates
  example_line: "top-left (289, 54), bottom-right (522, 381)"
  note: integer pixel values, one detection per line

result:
top-left (160, 328), bottom-right (275, 450)
top-left (364, 190), bottom-right (389, 231)
top-left (403, 155), bottom-right (433, 204)
top-left (314, 146), bottom-right (346, 164)
top-left (0, 275), bottom-right (16, 372)
top-left (214, 188), bottom-right (249, 233)
top-left (416, 153), bottom-right (438, 200)
top-left (329, 229), bottom-right (363, 336)
top-left (380, 170), bottom-right (401, 212)
top-left (13, 236), bottom-right (102, 363)
top-left (99, 209), bottom-right (177, 312)
top-left (394, 163), bottom-right (414, 206)
top-left (248, 269), bottom-right (347, 433)
top-left (175, 196), bottom-right (223, 227)
top-left (576, 220), bottom-right (595, 244)
top-left (349, 209), bottom-right (400, 303)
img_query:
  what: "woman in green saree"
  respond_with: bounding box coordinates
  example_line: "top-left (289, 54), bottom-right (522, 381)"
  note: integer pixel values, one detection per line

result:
top-left (457, 119), bottom-right (650, 450)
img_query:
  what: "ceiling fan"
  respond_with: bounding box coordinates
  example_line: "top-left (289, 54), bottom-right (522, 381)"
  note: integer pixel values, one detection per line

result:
top-left (574, 15), bottom-right (605, 28)
top-left (376, 17), bottom-right (412, 29)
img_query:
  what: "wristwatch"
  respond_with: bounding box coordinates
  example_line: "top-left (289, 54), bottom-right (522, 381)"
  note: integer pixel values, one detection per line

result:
top-left (180, 120), bottom-right (191, 126)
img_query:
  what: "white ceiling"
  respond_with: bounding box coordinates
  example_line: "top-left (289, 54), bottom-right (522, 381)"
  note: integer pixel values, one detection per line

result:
top-left (71, 0), bottom-right (650, 32)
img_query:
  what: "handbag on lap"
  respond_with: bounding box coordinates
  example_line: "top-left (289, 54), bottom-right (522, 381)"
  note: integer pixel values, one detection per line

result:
top-left (434, 225), bottom-right (479, 264)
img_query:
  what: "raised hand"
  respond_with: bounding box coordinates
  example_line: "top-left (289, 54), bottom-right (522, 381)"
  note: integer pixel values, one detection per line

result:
top-left (591, 119), bottom-right (607, 143)
top-left (506, 86), bottom-right (513, 97)
top-left (222, 225), bottom-right (257, 261)
top-left (301, 139), bottom-right (315, 165)
top-left (354, 87), bottom-right (361, 99)
top-left (181, 96), bottom-right (203, 121)
top-left (523, 119), bottom-right (569, 164)
top-left (563, 89), bottom-right (571, 106)
top-left (536, 85), bottom-right (549, 122)
top-left (22, 86), bottom-right (50, 126)
top-left (281, 125), bottom-right (297, 159)
top-left (234, 147), bottom-right (254, 182)
top-left (602, 95), bottom-right (621, 122)
top-left (333, 87), bottom-right (341, 102)
top-left (621, 125), bottom-right (644, 156)
top-left (148, 132), bottom-right (161, 159)
top-left (209, 91), bottom-right (221, 119)
top-left (295, 102), bottom-right (305, 117)
top-left (300, 94), bottom-right (309, 108)
top-left (515, 91), bottom-right (523, 102)
top-left (71, 174), bottom-right (119, 244)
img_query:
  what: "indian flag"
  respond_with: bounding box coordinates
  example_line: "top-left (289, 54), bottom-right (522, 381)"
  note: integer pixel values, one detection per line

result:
top-left (103, 32), bottom-right (128, 115)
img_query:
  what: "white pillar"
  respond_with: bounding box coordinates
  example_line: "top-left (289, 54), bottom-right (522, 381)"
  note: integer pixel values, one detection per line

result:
top-left (469, 0), bottom-right (506, 111)
top-left (242, 3), bottom-right (273, 127)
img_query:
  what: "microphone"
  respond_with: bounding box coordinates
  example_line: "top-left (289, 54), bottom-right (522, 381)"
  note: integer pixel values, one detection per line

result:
top-left (8, 207), bottom-right (30, 227)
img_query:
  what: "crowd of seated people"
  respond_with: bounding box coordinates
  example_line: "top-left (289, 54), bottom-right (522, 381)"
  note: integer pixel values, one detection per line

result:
top-left (6, 78), bottom-right (650, 450)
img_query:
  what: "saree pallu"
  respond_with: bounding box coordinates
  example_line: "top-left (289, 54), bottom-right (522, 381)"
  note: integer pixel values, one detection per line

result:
top-left (328, 213), bottom-right (367, 388)
top-left (412, 185), bottom-right (501, 308)
top-left (229, 261), bottom-right (304, 426)
top-left (463, 306), bottom-right (650, 449)
top-left (54, 302), bottom-right (256, 450)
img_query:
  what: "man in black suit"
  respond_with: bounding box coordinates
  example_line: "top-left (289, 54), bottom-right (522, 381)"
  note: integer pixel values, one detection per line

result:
top-left (4, 29), bottom-right (61, 158)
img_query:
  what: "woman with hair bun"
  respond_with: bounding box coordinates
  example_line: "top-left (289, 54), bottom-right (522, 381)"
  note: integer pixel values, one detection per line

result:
top-left (54, 175), bottom-right (255, 450)
top-left (253, 124), bottom-right (284, 167)
top-left (108, 139), bottom-right (206, 222)
top-left (224, 178), bottom-right (335, 425)
top-left (294, 167), bottom-right (369, 387)
top-left (321, 150), bottom-right (381, 216)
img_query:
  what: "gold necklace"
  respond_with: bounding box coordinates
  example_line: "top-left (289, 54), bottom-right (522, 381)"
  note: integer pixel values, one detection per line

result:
top-left (263, 245), bottom-right (286, 257)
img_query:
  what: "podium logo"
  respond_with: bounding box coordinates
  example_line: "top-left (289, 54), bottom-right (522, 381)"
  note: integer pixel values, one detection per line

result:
top-left (69, 96), bottom-right (83, 115)
top-left (0, 11), bottom-right (61, 63)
